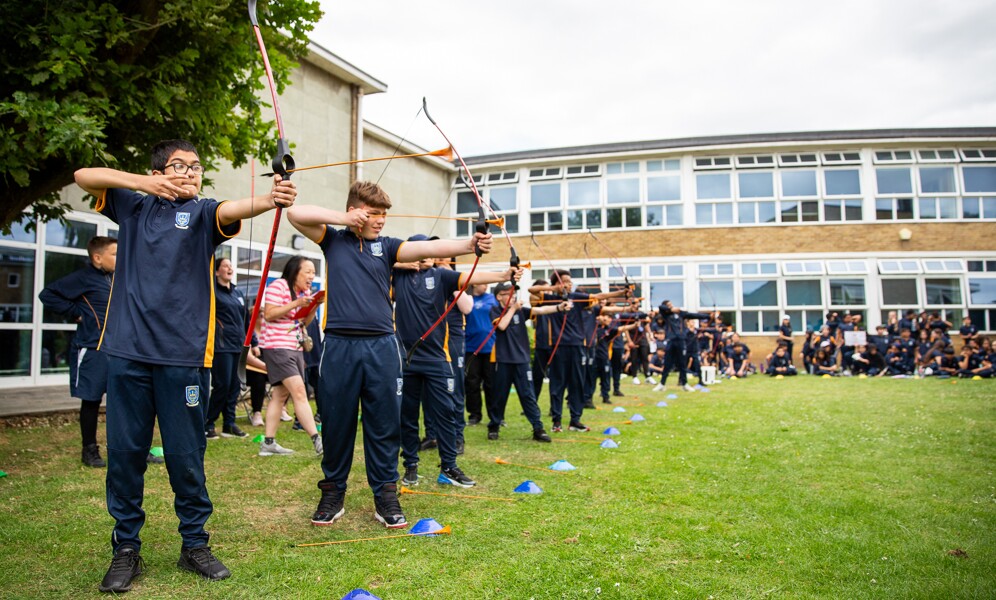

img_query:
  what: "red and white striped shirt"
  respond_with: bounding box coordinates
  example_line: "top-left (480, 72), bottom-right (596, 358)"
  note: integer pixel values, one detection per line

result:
top-left (259, 278), bottom-right (306, 350)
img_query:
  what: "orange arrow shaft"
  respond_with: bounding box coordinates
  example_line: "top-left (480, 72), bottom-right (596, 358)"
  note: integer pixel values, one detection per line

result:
top-left (279, 146), bottom-right (453, 175)
top-left (296, 526), bottom-right (451, 547)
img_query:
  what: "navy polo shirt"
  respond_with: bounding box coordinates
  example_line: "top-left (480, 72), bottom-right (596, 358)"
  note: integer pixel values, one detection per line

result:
top-left (393, 266), bottom-right (462, 362)
top-left (316, 226), bottom-right (404, 335)
top-left (533, 312), bottom-right (552, 350)
top-left (595, 325), bottom-right (619, 361)
top-left (544, 291), bottom-right (591, 346)
top-left (490, 305), bottom-right (532, 364)
top-left (214, 281), bottom-right (247, 354)
top-left (96, 189), bottom-right (240, 367)
top-left (38, 264), bottom-right (112, 349)
top-left (960, 324), bottom-right (978, 338)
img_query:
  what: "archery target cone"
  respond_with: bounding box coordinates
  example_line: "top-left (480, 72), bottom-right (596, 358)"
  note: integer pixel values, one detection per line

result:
top-left (700, 388), bottom-right (711, 393)
top-left (600, 438), bottom-right (619, 449)
top-left (858, 374), bottom-right (867, 379)
top-left (612, 406), bottom-right (626, 413)
top-left (603, 427), bottom-right (621, 435)
top-left (775, 374), bottom-right (784, 379)
top-left (549, 460), bottom-right (577, 471)
top-left (666, 393), bottom-right (678, 399)
top-left (514, 480), bottom-right (543, 494)
top-left (656, 401), bottom-right (668, 407)
top-left (342, 590), bottom-right (382, 600)
top-left (630, 414), bottom-right (645, 422)
top-left (410, 518), bottom-right (445, 535)
top-left (972, 375), bottom-right (982, 380)
top-left (822, 374), bottom-right (832, 379)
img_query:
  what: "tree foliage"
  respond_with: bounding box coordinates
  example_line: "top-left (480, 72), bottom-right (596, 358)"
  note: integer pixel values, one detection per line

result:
top-left (0, 0), bottom-right (322, 232)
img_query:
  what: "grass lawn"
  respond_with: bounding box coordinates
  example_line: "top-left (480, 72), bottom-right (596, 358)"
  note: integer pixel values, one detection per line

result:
top-left (0, 376), bottom-right (993, 599)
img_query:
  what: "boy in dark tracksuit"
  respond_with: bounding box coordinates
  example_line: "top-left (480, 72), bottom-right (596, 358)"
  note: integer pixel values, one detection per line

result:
top-left (287, 182), bottom-right (496, 530)
top-left (39, 236), bottom-right (117, 467)
top-left (394, 239), bottom-right (518, 488)
top-left (488, 282), bottom-right (566, 441)
top-left (656, 300), bottom-right (711, 391)
top-left (76, 139), bottom-right (296, 591)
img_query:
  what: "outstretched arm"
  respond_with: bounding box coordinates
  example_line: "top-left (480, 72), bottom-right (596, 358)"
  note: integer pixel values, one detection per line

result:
top-left (286, 204), bottom-right (367, 242)
top-left (396, 234), bottom-right (493, 263)
top-left (217, 175), bottom-right (297, 226)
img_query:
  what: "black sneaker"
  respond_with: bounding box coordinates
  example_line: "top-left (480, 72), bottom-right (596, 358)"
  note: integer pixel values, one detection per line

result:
top-left (455, 440), bottom-right (465, 455)
top-left (311, 486), bottom-right (346, 526)
top-left (419, 437), bottom-right (438, 451)
top-left (221, 424), bottom-right (248, 438)
top-left (82, 443), bottom-right (106, 468)
top-left (146, 452), bottom-right (165, 464)
top-left (532, 429), bottom-right (552, 443)
top-left (98, 546), bottom-right (143, 593)
top-left (582, 402), bottom-right (596, 409)
top-left (613, 390), bottom-right (625, 397)
top-left (402, 465), bottom-right (420, 487)
top-left (467, 416), bottom-right (482, 426)
top-left (602, 398), bottom-right (613, 404)
top-left (205, 428), bottom-right (220, 440)
top-left (292, 420), bottom-right (304, 431)
top-left (438, 466), bottom-right (476, 488)
top-left (568, 421), bottom-right (590, 432)
top-left (374, 483), bottom-right (408, 529)
top-left (487, 430), bottom-right (499, 441)
top-left (177, 546), bottom-right (231, 581)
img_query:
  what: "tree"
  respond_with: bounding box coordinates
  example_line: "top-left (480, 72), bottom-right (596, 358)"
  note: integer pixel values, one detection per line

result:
top-left (0, 0), bottom-right (322, 232)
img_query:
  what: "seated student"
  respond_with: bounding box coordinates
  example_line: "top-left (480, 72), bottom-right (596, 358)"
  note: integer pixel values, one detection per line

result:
top-left (918, 338), bottom-right (948, 375)
top-left (867, 325), bottom-right (892, 356)
top-left (894, 328), bottom-right (917, 371)
top-left (766, 345), bottom-right (797, 376)
top-left (813, 344), bottom-right (839, 376)
top-left (726, 342), bottom-right (751, 378)
top-left (649, 346), bottom-right (667, 391)
top-left (975, 343), bottom-right (995, 378)
top-left (936, 347), bottom-right (960, 377)
top-left (854, 344), bottom-right (887, 376)
top-left (928, 312), bottom-right (953, 344)
top-left (957, 345), bottom-right (986, 378)
top-left (801, 330), bottom-right (816, 374)
top-left (959, 316), bottom-right (979, 344)
top-left (884, 344), bottom-right (906, 375)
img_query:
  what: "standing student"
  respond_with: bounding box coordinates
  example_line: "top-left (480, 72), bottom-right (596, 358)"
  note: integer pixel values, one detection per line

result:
top-left (286, 181), bottom-right (494, 530)
top-left (75, 139), bottom-right (296, 591)
top-left (257, 256), bottom-right (321, 457)
top-left (487, 282), bottom-right (566, 441)
top-left (204, 258), bottom-right (248, 440)
top-left (464, 283), bottom-right (498, 426)
top-left (530, 279), bottom-right (553, 402)
top-left (394, 239), bottom-right (518, 488)
top-left (655, 300), bottom-right (712, 392)
top-left (777, 316), bottom-right (794, 360)
top-left (39, 236), bottom-right (117, 467)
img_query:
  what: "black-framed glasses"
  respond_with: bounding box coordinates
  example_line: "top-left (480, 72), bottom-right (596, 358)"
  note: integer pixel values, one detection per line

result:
top-left (167, 163), bottom-right (204, 175)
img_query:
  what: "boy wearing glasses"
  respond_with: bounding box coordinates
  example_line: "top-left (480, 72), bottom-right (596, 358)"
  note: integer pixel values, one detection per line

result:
top-left (74, 139), bottom-right (297, 593)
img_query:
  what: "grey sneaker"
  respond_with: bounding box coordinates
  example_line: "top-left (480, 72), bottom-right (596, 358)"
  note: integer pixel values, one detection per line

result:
top-left (312, 435), bottom-right (323, 456)
top-left (259, 440), bottom-right (294, 456)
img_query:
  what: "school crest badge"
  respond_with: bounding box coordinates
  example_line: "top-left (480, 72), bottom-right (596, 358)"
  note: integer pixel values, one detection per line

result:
top-left (457, 357), bottom-right (464, 369)
top-left (175, 212), bottom-right (191, 229)
top-left (370, 242), bottom-right (384, 257)
top-left (446, 378), bottom-right (455, 393)
top-left (513, 314), bottom-right (520, 325)
top-left (396, 378), bottom-right (404, 395)
top-left (526, 371), bottom-right (533, 382)
top-left (425, 276), bottom-right (435, 290)
top-left (185, 385), bottom-right (200, 407)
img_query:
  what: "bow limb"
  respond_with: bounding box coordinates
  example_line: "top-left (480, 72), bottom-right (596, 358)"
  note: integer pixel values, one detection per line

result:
top-left (240, 0), bottom-right (296, 380)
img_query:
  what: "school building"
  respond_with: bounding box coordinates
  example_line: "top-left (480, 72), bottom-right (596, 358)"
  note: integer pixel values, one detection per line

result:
top-left (452, 128), bottom-right (996, 358)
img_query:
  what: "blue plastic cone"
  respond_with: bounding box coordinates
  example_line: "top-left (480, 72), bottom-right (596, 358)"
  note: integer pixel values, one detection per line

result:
top-left (666, 393), bottom-right (678, 399)
top-left (700, 387), bottom-right (711, 393)
top-left (409, 518), bottom-right (444, 535)
top-left (600, 438), bottom-right (619, 449)
top-left (612, 406), bottom-right (626, 413)
top-left (514, 480), bottom-right (543, 494)
top-left (548, 460), bottom-right (577, 471)
top-left (342, 590), bottom-right (382, 600)
top-left (603, 427), bottom-right (621, 435)
top-left (630, 414), bottom-right (645, 422)
top-left (656, 401), bottom-right (668, 407)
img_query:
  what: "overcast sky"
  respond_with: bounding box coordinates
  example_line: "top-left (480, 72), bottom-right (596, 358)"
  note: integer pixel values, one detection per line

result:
top-left (311, 0), bottom-right (996, 158)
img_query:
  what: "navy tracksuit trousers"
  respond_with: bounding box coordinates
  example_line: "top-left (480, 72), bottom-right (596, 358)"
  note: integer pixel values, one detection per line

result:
top-left (105, 356), bottom-right (212, 552)
top-left (548, 345), bottom-right (585, 424)
top-left (401, 359), bottom-right (459, 470)
top-left (492, 362), bottom-right (544, 432)
top-left (206, 351), bottom-right (240, 429)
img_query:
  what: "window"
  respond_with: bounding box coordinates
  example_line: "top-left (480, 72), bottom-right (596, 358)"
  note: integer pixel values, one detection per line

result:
top-left (696, 203), bottom-right (733, 226)
top-left (646, 204), bottom-right (683, 227)
top-left (967, 260), bottom-right (996, 272)
top-left (824, 199), bottom-right (863, 221)
top-left (606, 178), bottom-right (639, 205)
top-left (741, 262), bottom-right (778, 276)
top-left (738, 172), bottom-right (774, 198)
top-left (647, 175), bottom-right (681, 202)
top-left (778, 153), bottom-right (819, 167)
top-left (650, 281), bottom-right (684, 307)
top-left (741, 310), bottom-right (780, 333)
top-left (567, 208), bottom-right (601, 231)
top-left (922, 260), bottom-right (963, 273)
top-left (565, 164), bottom-right (600, 178)
top-left (826, 260), bottom-right (868, 274)
top-left (917, 149), bottom-right (957, 162)
top-left (649, 265), bottom-right (684, 277)
top-left (530, 183), bottom-right (561, 209)
top-left (780, 170), bottom-right (818, 197)
top-left (925, 279), bottom-right (961, 305)
top-left (567, 180), bottom-right (599, 207)
top-left (785, 309), bottom-right (826, 333)
top-left (878, 260), bottom-right (921, 274)
top-left (873, 150), bottom-right (914, 163)
top-left (968, 279), bottom-right (996, 304)
top-left (875, 198), bottom-right (914, 221)
top-left (606, 161), bottom-right (639, 175)
top-left (695, 173), bottom-right (731, 199)
top-left (822, 151), bottom-right (862, 164)
top-left (824, 169), bottom-right (861, 196)
top-left (962, 197), bottom-right (996, 218)
top-left (699, 281), bottom-right (734, 307)
top-left (960, 149), bottom-right (996, 161)
top-left (1, 220), bottom-right (35, 243)
top-left (699, 263), bottom-right (735, 276)
top-left (876, 168), bottom-right (913, 194)
top-left (881, 279), bottom-right (918, 305)
top-left (693, 156), bottom-right (732, 170)
top-left (737, 201), bottom-right (777, 224)
top-left (530, 211), bottom-right (563, 232)
top-left (963, 166), bottom-right (996, 193)
top-left (742, 280), bottom-right (778, 306)
top-left (485, 171), bottom-right (518, 184)
top-left (917, 197), bottom-right (958, 219)
top-left (528, 167), bottom-right (562, 180)
top-left (919, 167), bottom-right (957, 194)
top-left (830, 279), bottom-right (866, 306)
top-left (647, 159), bottom-right (680, 172)
top-left (489, 187), bottom-right (517, 212)
top-left (783, 261), bottom-right (824, 276)
top-left (456, 191), bottom-right (478, 215)
top-left (735, 155), bottom-right (775, 168)
top-left (780, 200), bottom-right (819, 223)
top-left (45, 220), bottom-right (97, 250)
top-left (786, 280), bottom-right (822, 305)
top-left (606, 207), bottom-right (641, 228)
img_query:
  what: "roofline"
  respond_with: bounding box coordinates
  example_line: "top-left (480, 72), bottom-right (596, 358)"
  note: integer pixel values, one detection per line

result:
top-left (303, 40), bottom-right (388, 95)
top-left (464, 127), bottom-right (996, 167)
top-left (363, 121), bottom-right (457, 171)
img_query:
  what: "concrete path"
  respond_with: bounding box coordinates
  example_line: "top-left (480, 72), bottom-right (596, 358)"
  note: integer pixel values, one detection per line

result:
top-left (0, 386), bottom-right (80, 417)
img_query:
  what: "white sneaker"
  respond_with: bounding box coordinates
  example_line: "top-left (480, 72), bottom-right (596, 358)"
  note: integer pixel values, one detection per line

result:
top-left (645, 377), bottom-right (657, 385)
top-left (313, 435), bottom-right (324, 456)
top-left (632, 377), bottom-right (641, 385)
top-left (250, 412), bottom-right (264, 427)
top-left (280, 409), bottom-right (293, 422)
top-left (259, 440), bottom-right (294, 456)
top-left (682, 384), bottom-right (695, 392)
top-left (653, 383), bottom-right (665, 392)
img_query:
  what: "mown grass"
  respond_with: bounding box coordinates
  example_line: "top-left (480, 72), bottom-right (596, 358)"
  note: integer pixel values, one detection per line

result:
top-left (0, 376), bottom-right (993, 599)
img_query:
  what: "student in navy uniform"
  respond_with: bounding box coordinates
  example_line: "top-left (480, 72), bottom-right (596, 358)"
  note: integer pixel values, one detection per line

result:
top-left (959, 316), bottom-right (979, 344)
top-left (656, 300), bottom-right (712, 392)
top-left (204, 257), bottom-right (248, 440)
top-left (286, 181), bottom-right (494, 530)
top-left (777, 316), bottom-right (794, 360)
top-left (530, 279), bottom-right (553, 402)
top-left (592, 312), bottom-right (637, 402)
top-left (766, 345), bottom-right (798, 376)
top-left (395, 241), bottom-right (502, 488)
top-left (528, 270), bottom-right (628, 433)
top-left (464, 283), bottom-right (499, 426)
top-left (487, 282), bottom-right (567, 442)
top-left (39, 236), bottom-right (117, 467)
top-left (75, 139), bottom-right (296, 591)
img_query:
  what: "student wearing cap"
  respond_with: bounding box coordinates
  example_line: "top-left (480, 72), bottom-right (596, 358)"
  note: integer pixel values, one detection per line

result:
top-left (777, 315), bottom-right (794, 361)
top-left (487, 282), bottom-right (569, 442)
top-left (393, 235), bottom-right (523, 488)
top-left (286, 181), bottom-right (495, 530)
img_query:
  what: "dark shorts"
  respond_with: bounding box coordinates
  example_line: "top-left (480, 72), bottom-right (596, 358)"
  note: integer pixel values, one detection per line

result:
top-left (261, 347), bottom-right (305, 386)
top-left (69, 347), bottom-right (108, 402)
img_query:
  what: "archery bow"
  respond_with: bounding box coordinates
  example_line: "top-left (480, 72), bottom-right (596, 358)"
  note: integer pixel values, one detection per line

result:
top-left (530, 233), bottom-right (569, 369)
top-left (240, 0), bottom-right (296, 382)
